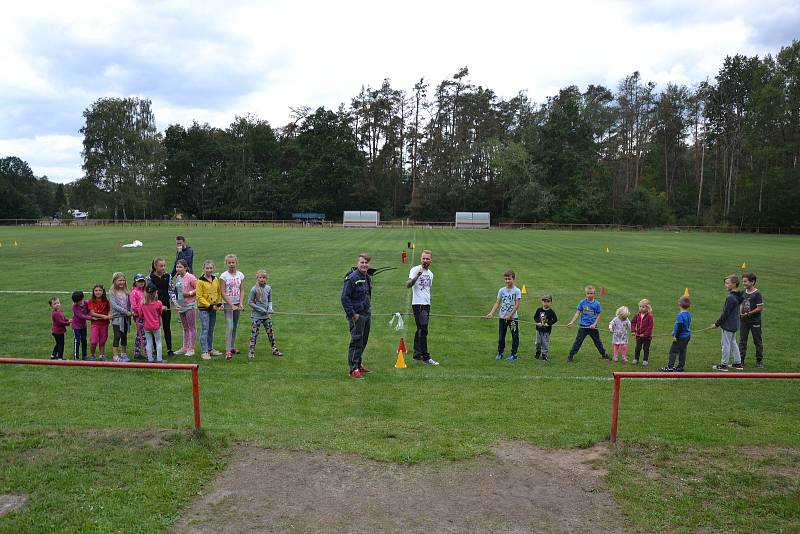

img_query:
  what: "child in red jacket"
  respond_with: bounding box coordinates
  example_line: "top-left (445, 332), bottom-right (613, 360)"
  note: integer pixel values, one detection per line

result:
top-left (631, 298), bottom-right (654, 366)
top-left (49, 296), bottom-right (71, 360)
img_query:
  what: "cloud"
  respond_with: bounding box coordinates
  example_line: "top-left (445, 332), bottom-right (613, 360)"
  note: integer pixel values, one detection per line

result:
top-left (0, 0), bottom-right (795, 182)
top-left (0, 135), bottom-right (84, 183)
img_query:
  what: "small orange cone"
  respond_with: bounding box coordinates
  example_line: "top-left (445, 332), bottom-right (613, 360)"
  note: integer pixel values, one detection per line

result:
top-left (521, 284), bottom-right (527, 295)
top-left (395, 337), bottom-right (407, 368)
top-left (683, 287), bottom-right (690, 297)
top-left (600, 287), bottom-right (606, 297)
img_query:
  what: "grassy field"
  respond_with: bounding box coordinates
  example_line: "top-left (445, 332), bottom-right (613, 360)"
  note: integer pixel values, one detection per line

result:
top-left (0, 225), bottom-right (799, 532)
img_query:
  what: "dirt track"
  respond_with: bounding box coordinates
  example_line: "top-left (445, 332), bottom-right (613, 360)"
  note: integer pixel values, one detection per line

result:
top-left (174, 441), bottom-right (633, 533)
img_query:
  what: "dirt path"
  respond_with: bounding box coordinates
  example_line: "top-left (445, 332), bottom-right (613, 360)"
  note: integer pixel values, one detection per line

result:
top-left (174, 441), bottom-right (633, 533)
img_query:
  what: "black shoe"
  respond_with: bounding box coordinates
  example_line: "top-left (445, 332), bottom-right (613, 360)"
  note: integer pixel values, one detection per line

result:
top-left (602, 353), bottom-right (611, 360)
top-left (541, 357), bottom-right (549, 363)
top-left (674, 368), bottom-right (684, 372)
top-left (756, 361), bottom-right (764, 369)
top-left (660, 367), bottom-right (674, 372)
top-left (566, 357), bottom-right (574, 363)
top-left (167, 350), bottom-right (176, 357)
top-left (534, 352), bottom-right (541, 360)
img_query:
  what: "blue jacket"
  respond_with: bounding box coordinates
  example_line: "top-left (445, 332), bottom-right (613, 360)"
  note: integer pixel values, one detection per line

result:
top-left (672, 310), bottom-right (692, 339)
top-left (341, 270), bottom-right (371, 319)
top-left (715, 290), bottom-right (744, 332)
top-left (172, 245), bottom-right (194, 276)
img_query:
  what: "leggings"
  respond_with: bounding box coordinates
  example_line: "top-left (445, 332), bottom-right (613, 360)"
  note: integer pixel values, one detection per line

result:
top-left (112, 324), bottom-right (128, 348)
top-left (248, 317), bottom-right (277, 356)
top-left (180, 309), bottom-right (197, 353)
top-left (73, 328), bottom-right (87, 360)
top-left (133, 316), bottom-right (146, 358)
top-left (52, 333), bottom-right (65, 359)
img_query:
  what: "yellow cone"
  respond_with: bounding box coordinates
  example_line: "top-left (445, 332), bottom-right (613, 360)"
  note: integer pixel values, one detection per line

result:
top-left (411, 243), bottom-right (415, 250)
top-left (521, 284), bottom-right (527, 295)
top-left (683, 287), bottom-right (690, 297)
top-left (605, 247), bottom-right (610, 253)
top-left (0, 242), bottom-right (2, 247)
top-left (13, 241), bottom-right (18, 246)
top-left (394, 350), bottom-right (407, 369)
top-left (741, 262), bottom-right (747, 269)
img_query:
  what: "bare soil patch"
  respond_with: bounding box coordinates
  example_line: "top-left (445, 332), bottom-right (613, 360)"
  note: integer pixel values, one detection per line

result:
top-left (174, 441), bottom-right (634, 533)
top-left (0, 495), bottom-right (27, 518)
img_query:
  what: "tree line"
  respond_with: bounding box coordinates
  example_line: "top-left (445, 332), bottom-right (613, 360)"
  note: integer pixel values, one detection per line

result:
top-left (2, 40), bottom-right (798, 227)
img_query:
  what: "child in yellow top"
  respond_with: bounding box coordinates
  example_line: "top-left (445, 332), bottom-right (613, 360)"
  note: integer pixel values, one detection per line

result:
top-left (196, 260), bottom-right (223, 360)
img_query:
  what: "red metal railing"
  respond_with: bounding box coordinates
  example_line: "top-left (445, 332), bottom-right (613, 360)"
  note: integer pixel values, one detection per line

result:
top-left (611, 371), bottom-right (800, 443)
top-left (0, 358), bottom-right (201, 430)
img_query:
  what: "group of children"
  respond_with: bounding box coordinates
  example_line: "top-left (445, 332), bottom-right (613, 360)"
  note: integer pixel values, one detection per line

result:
top-left (485, 271), bottom-right (764, 372)
top-left (48, 254), bottom-right (282, 363)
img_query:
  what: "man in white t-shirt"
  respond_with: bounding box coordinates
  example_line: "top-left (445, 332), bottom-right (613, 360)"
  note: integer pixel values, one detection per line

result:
top-left (406, 249), bottom-right (439, 365)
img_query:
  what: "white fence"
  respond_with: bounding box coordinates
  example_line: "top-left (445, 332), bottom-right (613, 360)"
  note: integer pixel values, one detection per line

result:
top-left (343, 211), bottom-right (380, 227)
top-left (455, 212), bottom-right (490, 229)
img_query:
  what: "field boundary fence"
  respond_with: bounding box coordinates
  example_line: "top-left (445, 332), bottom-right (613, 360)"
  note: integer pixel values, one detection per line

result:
top-left (1, 218), bottom-right (798, 234)
top-left (0, 358), bottom-right (202, 430)
top-left (610, 371), bottom-right (800, 443)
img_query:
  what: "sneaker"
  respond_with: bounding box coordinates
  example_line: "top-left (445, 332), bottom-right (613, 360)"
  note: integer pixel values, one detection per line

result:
top-left (660, 367), bottom-right (674, 372)
top-left (495, 354), bottom-right (503, 360)
top-left (232, 348), bottom-right (241, 355)
top-left (350, 368), bottom-right (364, 380)
top-left (210, 349), bottom-right (223, 356)
top-left (248, 352), bottom-right (255, 360)
top-left (120, 356), bottom-right (130, 363)
top-left (225, 352), bottom-right (233, 361)
top-left (185, 352), bottom-right (194, 357)
top-left (602, 353), bottom-right (611, 360)
top-left (174, 349), bottom-right (186, 356)
top-left (112, 355), bottom-right (121, 362)
top-left (632, 360), bottom-right (638, 365)
top-left (622, 357), bottom-right (628, 363)
top-left (732, 363), bottom-right (744, 370)
top-left (642, 361), bottom-right (649, 367)
top-left (423, 358), bottom-right (440, 366)
top-left (201, 352), bottom-right (211, 360)
top-left (613, 356), bottom-right (618, 362)
top-left (674, 368), bottom-right (684, 372)
top-left (167, 350), bottom-right (176, 357)
top-left (358, 365), bottom-right (371, 373)
top-left (98, 355), bottom-right (106, 362)
top-left (534, 352), bottom-right (541, 360)
top-left (272, 347), bottom-right (283, 357)
top-left (756, 361), bottom-right (764, 369)
top-left (541, 356), bottom-right (549, 362)
top-left (566, 357), bottom-right (574, 363)
top-left (712, 364), bottom-right (729, 371)
top-left (506, 354), bottom-right (518, 361)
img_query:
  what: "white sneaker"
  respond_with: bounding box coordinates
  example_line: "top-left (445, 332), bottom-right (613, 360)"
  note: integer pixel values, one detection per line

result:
top-left (201, 352), bottom-right (211, 360)
top-left (185, 352), bottom-right (195, 357)
top-left (423, 358), bottom-right (440, 366)
top-left (175, 349), bottom-right (186, 356)
top-left (210, 349), bottom-right (223, 356)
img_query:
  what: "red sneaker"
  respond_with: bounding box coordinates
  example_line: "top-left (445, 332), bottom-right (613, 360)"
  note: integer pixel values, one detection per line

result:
top-left (350, 368), bottom-right (364, 380)
top-left (358, 365), bottom-right (370, 374)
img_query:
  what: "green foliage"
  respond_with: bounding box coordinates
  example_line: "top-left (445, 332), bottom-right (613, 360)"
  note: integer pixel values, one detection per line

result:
top-left (618, 187), bottom-right (670, 226)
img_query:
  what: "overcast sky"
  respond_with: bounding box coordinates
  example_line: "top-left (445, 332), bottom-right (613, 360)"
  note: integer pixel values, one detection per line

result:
top-left (1, 0), bottom-right (796, 183)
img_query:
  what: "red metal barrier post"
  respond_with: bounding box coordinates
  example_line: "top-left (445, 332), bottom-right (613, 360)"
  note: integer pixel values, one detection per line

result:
top-left (0, 358), bottom-right (201, 430)
top-left (611, 371), bottom-right (800, 443)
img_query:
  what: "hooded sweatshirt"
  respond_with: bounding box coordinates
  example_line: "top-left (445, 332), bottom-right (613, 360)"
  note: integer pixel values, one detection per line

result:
top-left (248, 284), bottom-right (273, 320)
top-left (715, 290), bottom-right (744, 332)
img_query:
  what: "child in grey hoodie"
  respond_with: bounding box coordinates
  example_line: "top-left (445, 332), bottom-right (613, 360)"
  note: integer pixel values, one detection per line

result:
top-left (247, 269), bottom-right (282, 359)
top-left (712, 274), bottom-right (745, 371)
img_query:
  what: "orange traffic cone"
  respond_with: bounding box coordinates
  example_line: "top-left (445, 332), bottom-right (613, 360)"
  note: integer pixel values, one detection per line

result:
top-left (600, 287), bottom-right (606, 297)
top-left (395, 337), bottom-right (407, 368)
